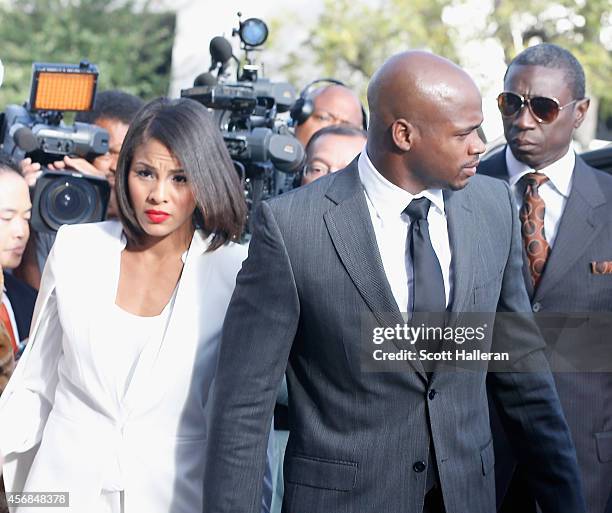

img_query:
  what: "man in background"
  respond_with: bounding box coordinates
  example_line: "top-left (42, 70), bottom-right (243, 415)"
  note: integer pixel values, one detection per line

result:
top-left (293, 84), bottom-right (365, 147)
top-left (300, 124), bottom-right (366, 186)
top-left (479, 43), bottom-right (612, 513)
top-left (0, 155), bottom-right (36, 364)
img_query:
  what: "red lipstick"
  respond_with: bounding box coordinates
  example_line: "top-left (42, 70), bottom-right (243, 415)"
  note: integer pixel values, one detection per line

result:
top-left (145, 210), bottom-right (170, 223)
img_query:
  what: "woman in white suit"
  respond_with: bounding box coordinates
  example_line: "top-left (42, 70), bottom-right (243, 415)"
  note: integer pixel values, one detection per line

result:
top-left (0, 98), bottom-right (267, 512)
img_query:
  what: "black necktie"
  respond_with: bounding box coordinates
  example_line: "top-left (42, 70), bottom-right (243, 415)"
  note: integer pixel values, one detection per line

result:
top-left (404, 198), bottom-right (445, 315)
top-left (404, 197), bottom-right (444, 494)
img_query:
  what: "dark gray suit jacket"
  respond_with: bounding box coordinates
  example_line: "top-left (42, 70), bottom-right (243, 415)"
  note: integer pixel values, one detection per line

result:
top-left (3, 272), bottom-right (36, 345)
top-left (480, 147), bottom-right (612, 513)
top-left (203, 160), bottom-right (585, 513)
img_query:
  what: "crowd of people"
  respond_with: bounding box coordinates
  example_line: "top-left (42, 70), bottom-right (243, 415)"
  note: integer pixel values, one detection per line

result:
top-left (0, 41), bottom-right (609, 513)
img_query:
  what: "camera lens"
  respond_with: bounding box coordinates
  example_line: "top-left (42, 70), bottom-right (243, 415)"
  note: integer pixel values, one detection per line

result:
top-left (40, 176), bottom-right (97, 230)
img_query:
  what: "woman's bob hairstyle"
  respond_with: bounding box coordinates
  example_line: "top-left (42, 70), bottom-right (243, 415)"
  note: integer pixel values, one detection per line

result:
top-left (115, 97), bottom-right (246, 251)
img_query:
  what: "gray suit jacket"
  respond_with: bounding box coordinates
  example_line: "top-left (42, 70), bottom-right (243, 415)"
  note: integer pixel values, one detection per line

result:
top-left (480, 147), bottom-right (612, 513)
top-left (203, 160), bottom-right (585, 513)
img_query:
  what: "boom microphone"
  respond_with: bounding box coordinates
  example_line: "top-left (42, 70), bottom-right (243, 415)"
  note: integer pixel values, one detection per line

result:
top-left (209, 36), bottom-right (234, 67)
top-left (193, 72), bottom-right (217, 87)
top-left (11, 126), bottom-right (38, 153)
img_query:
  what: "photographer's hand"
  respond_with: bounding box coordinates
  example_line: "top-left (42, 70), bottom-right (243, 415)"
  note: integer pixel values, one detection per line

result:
top-left (19, 158), bottom-right (42, 187)
top-left (48, 156), bottom-right (106, 179)
top-left (21, 156), bottom-right (107, 187)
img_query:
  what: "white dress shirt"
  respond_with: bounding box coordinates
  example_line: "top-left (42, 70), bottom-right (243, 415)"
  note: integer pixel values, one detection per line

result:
top-left (358, 149), bottom-right (452, 313)
top-left (506, 145), bottom-right (575, 248)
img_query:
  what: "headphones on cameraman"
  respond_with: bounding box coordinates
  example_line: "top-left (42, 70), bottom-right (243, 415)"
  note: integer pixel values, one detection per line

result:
top-left (289, 78), bottom-right (368, 130)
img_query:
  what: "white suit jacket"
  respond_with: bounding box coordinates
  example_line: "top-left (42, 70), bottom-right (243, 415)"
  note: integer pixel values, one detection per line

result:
top-left (0, 220), bottom-right (267, 512)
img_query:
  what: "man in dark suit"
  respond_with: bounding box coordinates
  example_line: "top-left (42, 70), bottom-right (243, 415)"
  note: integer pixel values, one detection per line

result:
top-left (203, 51), bottom-right (586, 513)
top-left (0, 155), bottom-right (36, 513)
top-left (0, 155), bottom-right (36, 356)
top-left (479, 43), bottom-right (612, 513)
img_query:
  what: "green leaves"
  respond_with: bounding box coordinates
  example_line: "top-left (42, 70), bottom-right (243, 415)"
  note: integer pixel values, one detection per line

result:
top-left (487, 0), bottom-right (612, 112)
top-left (274, 0), bottom-right (610, 117)
top-left (0, 0), bottom-right (175, 107)
top-left (276, 0), bottom-right (458, 100)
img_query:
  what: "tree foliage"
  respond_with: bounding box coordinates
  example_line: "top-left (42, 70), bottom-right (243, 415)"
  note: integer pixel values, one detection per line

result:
top-left (487, 0), bottom-right (612, 113)
top-left (276, 0), bottom-right (610, 117)
top-left (276, 0), bottom-right (457, 99)
top-left (0, 0), bottom-right (175, 107)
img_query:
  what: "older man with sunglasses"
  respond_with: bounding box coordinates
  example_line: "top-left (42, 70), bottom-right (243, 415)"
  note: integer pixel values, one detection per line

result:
top-left (479, 43), bottom-right (612, 513)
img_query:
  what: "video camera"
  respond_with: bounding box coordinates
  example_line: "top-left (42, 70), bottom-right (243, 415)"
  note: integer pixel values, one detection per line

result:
top-left (181, 14), bottom-right (304, 225)
top-left (0, 61), bottom-right (110, 232)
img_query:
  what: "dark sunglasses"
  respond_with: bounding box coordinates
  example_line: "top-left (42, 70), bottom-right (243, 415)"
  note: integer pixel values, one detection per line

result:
top-left (497, 91), bottom-right (578, 124)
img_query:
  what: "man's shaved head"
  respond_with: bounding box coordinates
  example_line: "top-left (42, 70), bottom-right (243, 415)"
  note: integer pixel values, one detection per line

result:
top-left (368, 51), bottom-right (479, 138)
top-left (366, 51), bottom-right (485, 193)
top-left (294, 84), bottom-right (364, 146)
top-left (315, 85), bottom-right (363, 121)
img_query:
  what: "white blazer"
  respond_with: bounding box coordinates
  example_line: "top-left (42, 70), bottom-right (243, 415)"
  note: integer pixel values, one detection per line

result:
top-left (0, 220), bottom-right (260, 512)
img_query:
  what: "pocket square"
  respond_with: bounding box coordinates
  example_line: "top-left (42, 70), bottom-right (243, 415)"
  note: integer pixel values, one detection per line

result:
top-left (591, 261), bottom-right (612, 274)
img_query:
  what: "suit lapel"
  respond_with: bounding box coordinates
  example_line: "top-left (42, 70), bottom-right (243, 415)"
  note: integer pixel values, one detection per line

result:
top-left (478, 148), bottom-right (508, 181)
top-left (0, 277), bottom-right (55, 402)
top-left (480, 149), bottom-right (535, 296)
top-left (535, 158), bottom-right (606, 300)
top-left (323, 163), bottom-right (426, 379)
top-left (445, 187), bottom-right (476, 320)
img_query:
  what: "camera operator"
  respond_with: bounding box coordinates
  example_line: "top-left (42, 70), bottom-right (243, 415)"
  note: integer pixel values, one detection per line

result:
top-left (20, 90), bottom-right (143, 218)
top-left (16, 90), bottom-right (144, 289)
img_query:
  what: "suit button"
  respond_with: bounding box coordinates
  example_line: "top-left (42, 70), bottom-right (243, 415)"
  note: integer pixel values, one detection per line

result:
top-left (413, 461), bottom-right (427, 473)
top-left (532, 302), bottom-right (542, 313)
top-left (428, 389), bottom-right (437, 400)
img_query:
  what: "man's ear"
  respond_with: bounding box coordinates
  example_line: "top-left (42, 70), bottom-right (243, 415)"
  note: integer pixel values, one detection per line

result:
top-left (391, 118), bottom-right (415, 151)
top-left (573, 97), bottom-right (590, 129)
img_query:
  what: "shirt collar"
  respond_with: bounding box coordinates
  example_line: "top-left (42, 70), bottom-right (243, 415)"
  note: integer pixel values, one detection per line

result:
top-left (505, 145), bottom-right (575, 198)
top-left (358, 148), bottom-right (445, 221)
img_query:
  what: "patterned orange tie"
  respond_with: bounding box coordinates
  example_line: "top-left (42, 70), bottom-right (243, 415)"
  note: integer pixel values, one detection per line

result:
top-left (520, 173), bottom-right (550, 289)
top-left (0, 302), bottom-right (18, 354)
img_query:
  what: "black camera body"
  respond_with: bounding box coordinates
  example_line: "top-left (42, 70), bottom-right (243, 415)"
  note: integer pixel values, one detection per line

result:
top-left (182, 80), bottom-right (301, 173)
top-left (0, 62), bottom-right (109, 165)
top-left (0, 61), bottom-right (110, 231)
top-left (181, 16), bottom-right (304, 226)
top-left (1, 104), bottom-right (109, 165)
